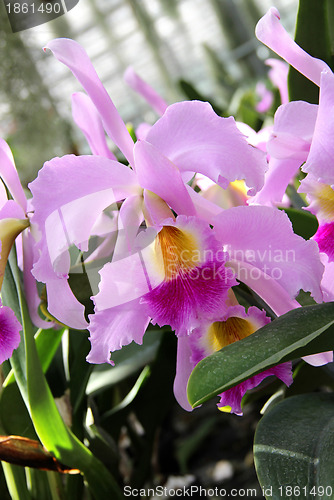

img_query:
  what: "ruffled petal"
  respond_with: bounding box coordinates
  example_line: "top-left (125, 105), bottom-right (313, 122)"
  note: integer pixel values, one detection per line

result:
top-left (217, 363), bottom-right (293, 415)
top-left (0, 301), bottom-right (22, 364)
top-left (71, 92), bottom-right (117, 160)
top-left (214, 206), bottom-right (324, 302)
top-left (188, 305), bottom-right (293, 415)
top-left (93, 229), bottom-right (159, 311)
top-left (142, 215), bottom-right (237, 335)
top-left (146, 101), bottom-right (267, 195)
top-left (45, 39), bottom-right (134, 165)
top-left (124, 67), bottom-right (168, 116)
top-left (313, 222), bottom-right (334, 262)
top-left (87, 298), bottom-right (150, 364)
top-left (255, 7), bottom-right (330, 87)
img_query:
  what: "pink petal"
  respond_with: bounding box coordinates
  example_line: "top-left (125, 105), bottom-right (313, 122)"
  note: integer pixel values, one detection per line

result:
top-left (256, 7), bottom-right (330, 87)
top-left (22, 231), bottom-right (55, 329)
top-left (29, 154), bottom-right (139, 282)
top-left (71, 92), bottom-right (117, 160)
top-left (302, 352), bottom-right (333, 367)
top-left (217, 363), bottom-right (293, 415)
top-left (134, 140), bottom-right (196, 216)
top-left (174, 335), bottom-right (194, 411)
top-left (313, 222), bottom-right (334, 262)
top-left (113, 194), bottom-right (144, 260)
top-left (135, 123), bottom-right (152, 141)
top-left (143, 190), bottom-right (175, 227)
top-left (214, 206), bottom-right (324, 302)
top-left (142, 215), bottom-right (236, 335)
top-left (302, 71), bottom-right (334, 185)
top-left (87, 299), bottom-right (150, 364)
top-left (267, 101), bottom-right (317, 161)
top-left (266, 58), bottom-right (289, 105)
top-left (0, 301), bottom-right (22, 364)
top-left (146, 101), bottom-right (267, 195)
top-left (0, 139), bottom-right (27, 211)
top-left (45, 39), bottom-right (134, 165)
top-left (227, 260), bottom-right (300, 316)
top-left (124, 66), bottom-right (168, 116)
top-left (255, 82), bottom-right (273, 113)
top-left (250, 157), bottom-right (303, 206)
top-left (185, 185), bottom-right (223, 224)
top-left (46, 278), bottom-right (88, 330)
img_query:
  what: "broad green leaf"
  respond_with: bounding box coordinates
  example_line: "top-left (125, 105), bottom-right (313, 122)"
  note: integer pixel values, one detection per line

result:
top-left (288, 0), bottom-right (333, 103)
top-left (281, 207), bottom-right (318, 240)
top-left (187, 303), bottom-right (334, 407)
top-left (254, 393), bottom-right (334, 500)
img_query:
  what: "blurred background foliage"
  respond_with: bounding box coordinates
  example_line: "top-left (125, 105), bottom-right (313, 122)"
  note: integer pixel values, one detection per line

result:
top-left (0, 0), bottom-right (298, 185)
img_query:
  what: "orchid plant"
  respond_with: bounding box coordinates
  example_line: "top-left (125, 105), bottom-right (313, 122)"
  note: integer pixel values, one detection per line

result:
top-left (0, 1), bottom-right (334, 498)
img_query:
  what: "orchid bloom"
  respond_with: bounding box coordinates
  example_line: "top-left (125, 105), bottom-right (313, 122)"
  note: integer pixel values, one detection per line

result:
top-left (250, 7), bottom-right (332, 207)
top-left (176, 305), bottom-right (293, 415)
top-left (253, 8), bottom-right (334, 303)
top-left (88, 202), bottom-right (324, 413)
top-left (0, 140), bottom-right (30, 363)
top-left (0, 139), bottom-right (53, 332)
top-left (29, 38), bottom-right (268, 330)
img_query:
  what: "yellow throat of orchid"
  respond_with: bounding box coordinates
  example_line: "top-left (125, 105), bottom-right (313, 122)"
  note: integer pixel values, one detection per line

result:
top-left (208, 316), bottom-right (256, 352)
top-left (156, 225), bottom-right (199, 281)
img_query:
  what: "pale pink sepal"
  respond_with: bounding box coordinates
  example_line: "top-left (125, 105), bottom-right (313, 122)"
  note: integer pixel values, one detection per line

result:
top-left (46, 278), bottom-right (88, 330)
top-left (302, 351), bottom-right (333, 367)
top-left (124, 66), bottom-right (168, 116)
top-left (256, 7), bottom-right (330, 87)
top-left (302, 71), bottom-right (334, 185)
top-left (174, 335), bottom-right (194, 412)
top-left (45, 39), bottom-right (134, 166)
top-left (71, 92), bottom-right (117, 160)
top-left (0, 139), bottom-right (27, 212)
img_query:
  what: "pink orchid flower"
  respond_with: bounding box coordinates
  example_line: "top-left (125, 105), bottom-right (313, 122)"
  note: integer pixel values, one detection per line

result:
top-left (29, 38), bottom-right (267, 330)
top-left (0, 139), bottom-right (53, 333)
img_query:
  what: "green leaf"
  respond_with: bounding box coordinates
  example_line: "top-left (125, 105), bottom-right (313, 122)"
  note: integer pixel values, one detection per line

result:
top-left (187, 303), bottom-right (334, 408)
top-left (86, 329), bottom-right (164, 395)
top-left (6, 251), bottom-right (123, 499)
top-left (288, 0), bottom-right (333, 103)
top-left (281, 207), bottom-right (318, 240)
top-left (254, 393), bottom-right (334, 499)
top-left (3, 327), bottom-right (65, 388)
